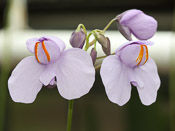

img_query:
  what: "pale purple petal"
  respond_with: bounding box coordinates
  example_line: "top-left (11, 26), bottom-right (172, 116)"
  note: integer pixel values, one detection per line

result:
top-left (128, 68), bottom-right (144, 88)
top-left (100, 55), bottom-right (131, 106)
top-left (8, 56), bottom-right (46, 103)
top-left (119, 44), bottom-right (141, 67)
top-left (43, 36), bottom-right (65, 53)
top-left (26, 38), bottom-right (39, 53)
top-left (120, 9), bottom-right (143, 24)
top-left (55, 48), bottom-right (95, 100)
top-left (133, 58), bottom-right (161, 105)
top-left (49, 77), bottom-right (56, 85)
top-left (39, 63), bottom-right (57, 86)
top-left (120, 11), bottom-right (157, 40)
top-left (36, 40), bottom-right (61, 64)
top-left (116, 40), bottom-right (154, 56)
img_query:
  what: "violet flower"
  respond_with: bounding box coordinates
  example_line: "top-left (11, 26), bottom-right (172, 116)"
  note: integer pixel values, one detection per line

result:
top-left (8, 36), bottom-right (95, 103)
top-left (116, 9), bottom-right (157, 40)
top-left (100, 41), bottom-right (160, 106)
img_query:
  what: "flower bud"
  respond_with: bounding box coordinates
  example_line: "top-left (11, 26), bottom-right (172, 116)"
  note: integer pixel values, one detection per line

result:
top-left (96, 34), bottom-right (108, 48)
top-left (90, 48), bottom-right (97, 65)
top-left (116, 9), bottom-right (157, 40)
top-left (102, 37), bottom-right (111, 56)
top-left (69, 29), bottom-right (86, 48)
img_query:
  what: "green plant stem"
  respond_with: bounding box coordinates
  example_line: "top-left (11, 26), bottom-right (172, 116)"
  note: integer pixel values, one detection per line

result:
top-left (84, 32), bottom-right (93, 51)
top-left (76, 24), bottom-right (87, 36)
top-left (66, 100), bottom-right (74, 131)
top-left (96, 53), bottom-right (115, 60)
top-left (95, 64), bottom-right (101, 70)
top-left (103, 18), bottom-right (116, 32)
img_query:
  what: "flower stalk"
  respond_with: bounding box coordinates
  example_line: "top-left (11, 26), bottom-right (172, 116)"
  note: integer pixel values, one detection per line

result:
top-left (66, 100), bottom-right (74, 131)
top-left (103, 18), bottom-right (116, 32)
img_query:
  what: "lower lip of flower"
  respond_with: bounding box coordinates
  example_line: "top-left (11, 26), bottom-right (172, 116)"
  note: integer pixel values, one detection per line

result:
top-left (35, 41), bottom-right (51, 64)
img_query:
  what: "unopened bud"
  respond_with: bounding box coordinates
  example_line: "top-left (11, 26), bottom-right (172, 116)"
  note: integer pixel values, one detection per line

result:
top-left (90, 48), bottom-right (97, 65)
top-left (96, 34), bottom-right (108, 48)
top-left (102, 37), bottom-right (111, 56)
top-left (116, 9), bottom-right (157, 40)
top-left (69, 29), bottom-right (86, 48)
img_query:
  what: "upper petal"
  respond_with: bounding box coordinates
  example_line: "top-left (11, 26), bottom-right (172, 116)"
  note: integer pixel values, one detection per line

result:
top-left (133, 58), bottom-right (161, 105)
top-left (120, 9), bottom-right (143, 24)
top-left (43, 36), bottom-right (65, 53)
top-left (36, 40), bottom-right (61, 64)
top-left (123, 13), bottom-right (157, 40)
top-left (100, 55), bottom-right (131, 106)
top-left (8, 56), bottom-right (46, 103)
top-left (26, 38), bottom-right (39, 53)
top-left (116, 40), bottom-right (154, 56)
top-left (55, 48), bottom-right (95, 100)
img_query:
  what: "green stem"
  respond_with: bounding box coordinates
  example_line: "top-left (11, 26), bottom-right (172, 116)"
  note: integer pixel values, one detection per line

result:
top-left (95, 64), bottom-right (101, 70)
top-left (96, 53), bottom-right (115, 60)
top-left (76, 24), bottom-right (87, 36)
top-left (84, 32), bottom-right (93, 51)
top-left (103, 18), bottom-right (116, 32)
top-left (66, 100), bottom-right (74, 131)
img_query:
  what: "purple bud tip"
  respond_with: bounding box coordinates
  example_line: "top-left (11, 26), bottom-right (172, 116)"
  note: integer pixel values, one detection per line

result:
top-left (90, 48), bottom-right (97, 65)
top-left (69, 30), bottom-right (86, 49)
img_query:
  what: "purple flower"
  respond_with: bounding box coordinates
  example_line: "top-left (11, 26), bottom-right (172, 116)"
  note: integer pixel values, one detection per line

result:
top-left (116, 9), bottom-right (157, 40)
top-left (69, 29), bottom-right (86, 48)
top-left (8, 36), bottom-right (95, 103)
top-left (100, 40), bottom-right (160, 106)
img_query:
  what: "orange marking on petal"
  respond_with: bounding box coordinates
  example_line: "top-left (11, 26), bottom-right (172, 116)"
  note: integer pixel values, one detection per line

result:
top-left (136, 45), bottom-right (144, 66)
top-left (42, 41), bottom-right (51, 62)
top-left (142, 45), bottom-right (149, 65)
top-left (35, 42), bottom-right (41, 63)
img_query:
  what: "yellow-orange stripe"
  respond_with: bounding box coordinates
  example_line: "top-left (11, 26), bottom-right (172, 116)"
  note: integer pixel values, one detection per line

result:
top-left (35, 42), bottom-right (41, 63)
top-left (42, 41), bottom-right (51, 62)
top-left (136, 45), bottom-right (144, 66)
top-left (142, 45), bottom-right (148, 65)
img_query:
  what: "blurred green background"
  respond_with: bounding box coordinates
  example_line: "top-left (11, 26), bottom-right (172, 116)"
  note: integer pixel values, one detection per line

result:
top-left (0, 0), bottom-right (174, 131)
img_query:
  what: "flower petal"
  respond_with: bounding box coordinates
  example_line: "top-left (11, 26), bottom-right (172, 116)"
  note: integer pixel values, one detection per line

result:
top-left (100, 55), bottom-right (131, 106)
top-left (134, 58), bottom-right (161, 105)
top-left (26, 38), bottom-right (39, 53)
top-left (116, 40), bottom-right (154, 56)
top-left (123, 13), bottom-right (157, 40)
top-left (55, 48), bottom-right (95, 100)
top-left (39, 63), bottom-right (56, 86)
top-left (120, 9), bottom-right (143, 24)
top-left (8, 56), bottom-right (46, 103)
top-left (43, 36), bottom-right (65, 53)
